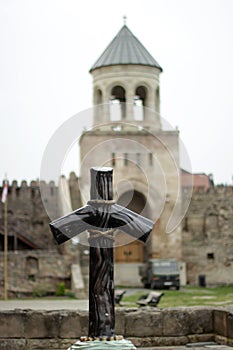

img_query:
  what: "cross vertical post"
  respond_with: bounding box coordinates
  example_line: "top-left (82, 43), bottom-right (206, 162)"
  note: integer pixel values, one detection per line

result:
top-left (49, 166), bottom-right (154, 349)
top-left (88, 167), bottom-right (115, 338)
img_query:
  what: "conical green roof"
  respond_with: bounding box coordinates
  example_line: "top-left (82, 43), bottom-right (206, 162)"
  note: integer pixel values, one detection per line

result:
top-left (90, 25), bottom-right (162, 72)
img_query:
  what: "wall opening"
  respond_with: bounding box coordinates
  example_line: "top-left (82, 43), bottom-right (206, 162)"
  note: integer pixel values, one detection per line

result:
top-left (96, 89), bottom-right (103, 104)
top-left (149, 152), bottom-right (153, 166)
top-left (134, 86), bottom-right (147, 120)
top-left (124, 153), bottom-right (128, 166)
top-left (156, 86), bottom-right (160, 112)
top-left (111, 153), bottom-right (116, 166)
top-left (110, 86), bottom-right (126, 121)
top-left (26, 256), bottom-right (39, 281)
top-left (136, 153), bottom-right (141, 165)
top-left (207, 253), bottom-right (215, 260)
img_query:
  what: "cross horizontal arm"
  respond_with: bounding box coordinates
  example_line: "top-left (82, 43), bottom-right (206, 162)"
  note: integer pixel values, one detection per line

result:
top-left (50, 202), bottom-right (154, 245)
top-left (50, 205), bottom-right (94, 244)
top-left (110, 203), bottom-right (154, 243)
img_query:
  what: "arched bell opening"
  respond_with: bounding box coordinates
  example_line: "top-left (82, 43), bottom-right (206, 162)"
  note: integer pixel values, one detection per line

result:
top-left (110, 85), bottom-right (126, 121)
top-left (134, 86), bottom-right (147, 121)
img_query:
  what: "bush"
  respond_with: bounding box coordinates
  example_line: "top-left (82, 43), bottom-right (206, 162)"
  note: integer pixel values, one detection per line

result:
top-left (65, 290), bottom-right (76, 298)
top-left (55, 282), bottom-right (66, 296)
top-left (32, 284), bottom-right (51, 297)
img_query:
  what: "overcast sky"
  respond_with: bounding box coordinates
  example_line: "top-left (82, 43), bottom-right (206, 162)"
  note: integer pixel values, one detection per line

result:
top-left (0, 0), bottom-right (233, 185)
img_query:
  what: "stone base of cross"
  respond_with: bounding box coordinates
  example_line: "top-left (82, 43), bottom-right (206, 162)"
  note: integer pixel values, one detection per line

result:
top-left (67, 338), bottom-right (136, 349)
top-left (50, 167), bottom-right (154, 349)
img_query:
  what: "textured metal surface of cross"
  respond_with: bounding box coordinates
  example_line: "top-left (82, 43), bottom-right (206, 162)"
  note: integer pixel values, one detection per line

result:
top-left (50, 167), bottom-right (154, 339)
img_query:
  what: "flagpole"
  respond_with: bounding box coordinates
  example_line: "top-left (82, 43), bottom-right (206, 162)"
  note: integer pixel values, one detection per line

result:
top-left (4, 197), bottom-right (8, 300)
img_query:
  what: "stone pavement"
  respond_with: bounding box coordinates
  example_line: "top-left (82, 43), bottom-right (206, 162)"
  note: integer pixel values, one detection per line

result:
top-left (0, 299), bottom-right (88, 311)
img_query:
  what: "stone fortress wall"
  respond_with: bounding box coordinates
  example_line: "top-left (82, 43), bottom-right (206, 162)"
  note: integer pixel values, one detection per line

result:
top-left (0, 179), bottom-right (58, 250)
top-left (0, 174), bottom-right (232, 297)
top-left (0, 178), bottom-right (73, 298)
top-left (182, 185), bottom-right (233, 286)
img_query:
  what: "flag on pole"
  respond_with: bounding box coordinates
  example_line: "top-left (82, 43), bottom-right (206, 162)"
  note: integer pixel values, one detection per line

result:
top-left (1, 180), bottom-right (8, 203)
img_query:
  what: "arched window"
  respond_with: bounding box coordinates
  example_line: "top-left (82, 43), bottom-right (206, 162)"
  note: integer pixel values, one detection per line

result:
top-left (110, 86), bottom-right (126, 121)
top-left (134, 86), bottom-right (147, 120)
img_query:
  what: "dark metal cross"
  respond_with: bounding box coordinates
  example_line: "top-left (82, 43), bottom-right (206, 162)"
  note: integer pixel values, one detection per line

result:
top-left (50, 167), bottom-right (154, 339)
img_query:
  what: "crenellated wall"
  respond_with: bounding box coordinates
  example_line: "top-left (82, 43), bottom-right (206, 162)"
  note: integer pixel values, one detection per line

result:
top-left (0, 174), bottom-right (233, 296)
top-left (0, 177), bottom-right (80, 298)
top-left (0, 179), bottom-right (58, 250)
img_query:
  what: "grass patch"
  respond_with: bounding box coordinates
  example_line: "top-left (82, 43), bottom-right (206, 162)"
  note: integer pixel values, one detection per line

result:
top-left (121, 285), bottom-right (233, 308)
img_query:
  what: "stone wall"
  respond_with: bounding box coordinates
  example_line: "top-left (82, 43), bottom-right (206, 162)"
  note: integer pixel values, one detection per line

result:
top-left (0, 307), bottom-right (232, 349)
top-left (0, 178), bottom-right (80, 298)
top-left (79, 128), bottom-right (182, 262)
top-left (0, 180), bottom-right (59, 250)
top-left (0, 250), bottom-right (72, 298)
top-left (182, 186), bottom-right (233, 286)
top-left (1, 176), bottom-right (233, 296)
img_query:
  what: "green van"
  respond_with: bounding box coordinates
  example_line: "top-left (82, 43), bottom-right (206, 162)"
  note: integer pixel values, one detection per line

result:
top-left (140, 259), bottom-right (180, 290)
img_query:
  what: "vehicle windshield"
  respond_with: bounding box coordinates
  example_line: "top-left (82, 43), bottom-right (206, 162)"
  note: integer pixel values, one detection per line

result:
top-left (153, 261), bottom-right (179, 274)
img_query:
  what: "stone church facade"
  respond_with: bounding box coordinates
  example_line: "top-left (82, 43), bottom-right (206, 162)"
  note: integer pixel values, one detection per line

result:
top-left (0, 24), bottom-right (232, 297)
top-left (80, 25), bottom-right (182, 276)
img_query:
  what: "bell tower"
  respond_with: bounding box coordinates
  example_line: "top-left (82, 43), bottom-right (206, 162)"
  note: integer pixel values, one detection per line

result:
top-left (90, 24), bottom-right (162, 130)
top-left (79, 23), bottom-right (182, 280)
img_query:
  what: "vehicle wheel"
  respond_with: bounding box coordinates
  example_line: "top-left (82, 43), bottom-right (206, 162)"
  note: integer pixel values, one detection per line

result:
top-left (176, 286), bottom-right (180, 290)
top-left (144, 283), bottom-right (150, 289)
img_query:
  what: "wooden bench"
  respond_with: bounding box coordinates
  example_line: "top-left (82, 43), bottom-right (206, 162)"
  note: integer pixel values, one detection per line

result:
top-left (137, 291), bottom-right (164, 307)
top-left (115, 290), bottom-right (126, 305)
